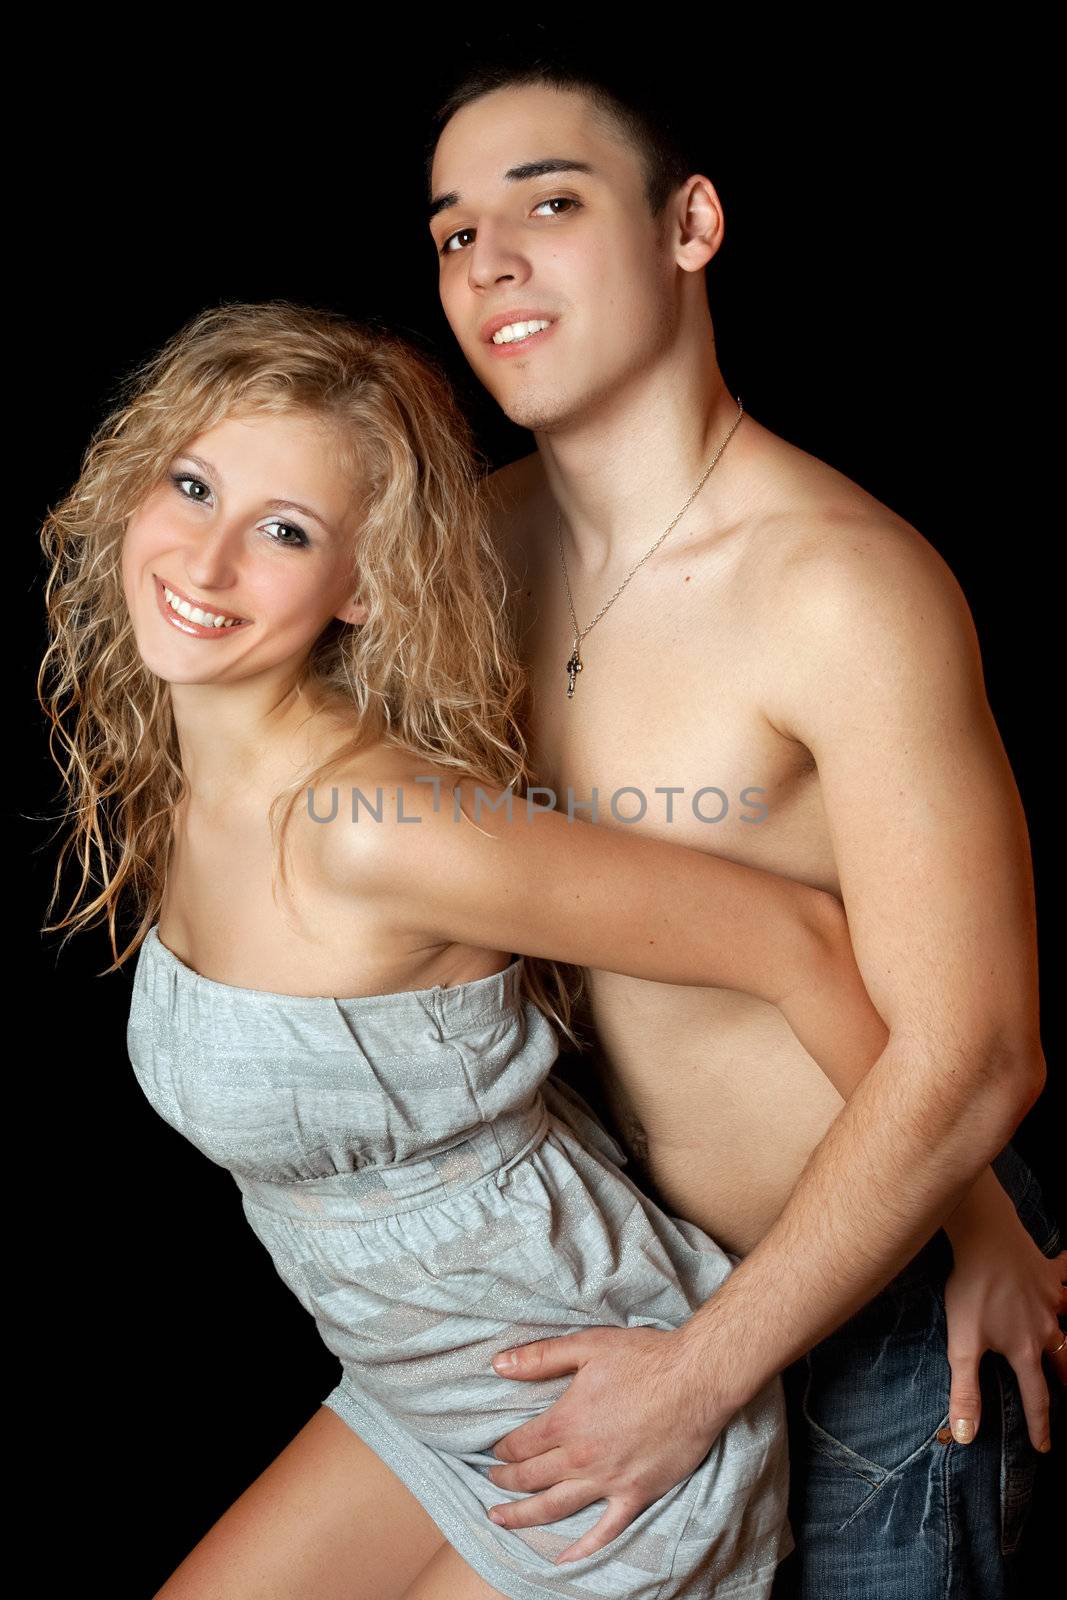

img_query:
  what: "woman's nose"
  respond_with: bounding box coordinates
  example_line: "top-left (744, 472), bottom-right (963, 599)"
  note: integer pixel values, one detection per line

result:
top-left (181, 518), bottom-right (247, 586)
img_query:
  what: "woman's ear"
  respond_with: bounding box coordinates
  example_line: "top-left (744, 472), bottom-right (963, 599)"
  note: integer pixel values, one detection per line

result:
top-left (336, 595), bottom-right (369, 626)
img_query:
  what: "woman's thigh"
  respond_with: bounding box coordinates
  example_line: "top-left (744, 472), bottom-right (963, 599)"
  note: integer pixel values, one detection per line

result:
top-left (155, 1404), bottom-right (447, 1600)
top-left (400, 1540), bottom-right (511, 1600)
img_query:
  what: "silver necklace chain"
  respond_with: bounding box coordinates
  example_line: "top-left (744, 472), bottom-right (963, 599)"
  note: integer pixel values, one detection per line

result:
top-left (555, 395), bottom-right (745, 697)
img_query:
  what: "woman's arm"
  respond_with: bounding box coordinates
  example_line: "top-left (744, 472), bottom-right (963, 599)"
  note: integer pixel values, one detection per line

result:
top-left (328, 773), bottom-right (1065, 1450)
top-left (327, 773), bottom-right (888, 1077)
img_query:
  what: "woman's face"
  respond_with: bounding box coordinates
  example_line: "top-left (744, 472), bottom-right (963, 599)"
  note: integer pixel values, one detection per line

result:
top-left (121, 409), bottom-right (368, 688)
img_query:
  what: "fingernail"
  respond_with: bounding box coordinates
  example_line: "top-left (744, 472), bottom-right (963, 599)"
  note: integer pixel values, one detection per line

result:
top-left (952, 1418), bottom-right (975, 1444)
top-left (488, 1509), bottom-right (505, 1524)
top-left (1037, 1438), bottom-right (1051, 1454)
top-left (493, 1352), bottom-right (516, 1371)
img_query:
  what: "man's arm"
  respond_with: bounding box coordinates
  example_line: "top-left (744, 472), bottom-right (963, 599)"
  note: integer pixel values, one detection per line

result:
top-left (478, 514), bottom-right (1052, 1565)
top-left (673, 517), bottom-right (1045, 1407)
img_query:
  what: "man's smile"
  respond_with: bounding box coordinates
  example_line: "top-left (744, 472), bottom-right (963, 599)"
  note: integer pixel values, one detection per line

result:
top-left (480, 307), bottom-right (561, 356)
top-left (484, 319), bottom-right (560, 359)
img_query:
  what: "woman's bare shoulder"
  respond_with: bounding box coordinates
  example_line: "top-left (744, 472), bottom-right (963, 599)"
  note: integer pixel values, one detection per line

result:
top-left (482, 452), bottom-right (546, 585)
top-left (300, 748), bottom-right (494, 897)
top-left (484, 450), bottom-right (544, 508)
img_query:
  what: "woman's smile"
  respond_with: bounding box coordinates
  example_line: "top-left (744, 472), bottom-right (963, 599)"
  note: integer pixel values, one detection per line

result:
top-left (153, 573), bottom-right (252, 638)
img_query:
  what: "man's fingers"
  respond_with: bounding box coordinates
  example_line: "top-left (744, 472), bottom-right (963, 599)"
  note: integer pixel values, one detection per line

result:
top-left (487, 1481), bottom-right (595, 1531)
top-left (492, 1333), bottom-right (585, 1380)
top-left (492, 1407), bottom-right (563, 1464)
top-left (554, 1499), bottom-right (642, 1565)
top-left (487, 1446), bottom-right (570, 1494)
top-left (947, 1354), bottom-right (982, 1444)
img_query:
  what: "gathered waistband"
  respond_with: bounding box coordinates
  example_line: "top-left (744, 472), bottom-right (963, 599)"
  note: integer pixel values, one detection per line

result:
top-left (231, 1096), bottom-right (552, 1223)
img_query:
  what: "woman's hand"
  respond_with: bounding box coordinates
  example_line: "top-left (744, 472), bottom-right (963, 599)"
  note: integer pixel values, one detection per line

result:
top-left (942, 1167), bottom-right (1067, 1452)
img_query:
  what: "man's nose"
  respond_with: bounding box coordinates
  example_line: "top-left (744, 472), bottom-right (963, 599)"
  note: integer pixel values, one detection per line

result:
top-left (466, 220), bottom-right (529, 291)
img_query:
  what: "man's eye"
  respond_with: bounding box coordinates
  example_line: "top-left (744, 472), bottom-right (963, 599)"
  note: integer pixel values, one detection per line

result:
top-left (439, 196), bottom-right (580, 257)
top-left (532, 197), bottom-right (579, 219)
top-left (441, 227), bottom-right (475, 257)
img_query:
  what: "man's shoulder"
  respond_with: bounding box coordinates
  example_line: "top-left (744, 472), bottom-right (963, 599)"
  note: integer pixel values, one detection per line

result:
top-left (725, 426), bottom-right (979, 731)
top-left (772, 502), bottom-right (970, 636)
top-left (723, 422), bottom-right (953, 618)
top-left (756, 498), bottom-right (980, 744)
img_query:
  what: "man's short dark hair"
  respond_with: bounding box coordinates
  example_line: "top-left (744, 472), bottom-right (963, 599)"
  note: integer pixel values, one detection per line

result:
top-left (424, 37), bottom-right (719, 221)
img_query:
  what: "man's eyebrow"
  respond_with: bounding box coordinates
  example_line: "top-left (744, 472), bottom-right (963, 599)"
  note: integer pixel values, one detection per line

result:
top-left (173, 453), bottom-right (333, 531)
top-left (428, 158), bottom-right (597, 223)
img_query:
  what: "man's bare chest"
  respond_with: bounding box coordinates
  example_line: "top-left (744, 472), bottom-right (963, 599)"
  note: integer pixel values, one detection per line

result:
top-left (511, 535), bottom-right (837, 887)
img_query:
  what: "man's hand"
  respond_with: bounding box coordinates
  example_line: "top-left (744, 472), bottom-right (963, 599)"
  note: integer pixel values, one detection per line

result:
top-left (486, 1324), bottom-right (729, 1565)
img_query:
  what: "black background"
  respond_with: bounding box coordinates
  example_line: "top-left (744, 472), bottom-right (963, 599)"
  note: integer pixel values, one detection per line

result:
top-left (19, 22), bottom-right (1061, 1593)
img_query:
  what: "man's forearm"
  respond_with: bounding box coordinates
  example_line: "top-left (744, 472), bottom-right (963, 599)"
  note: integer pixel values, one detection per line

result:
top-left (676, 1032), bottom-right (1041, 1414)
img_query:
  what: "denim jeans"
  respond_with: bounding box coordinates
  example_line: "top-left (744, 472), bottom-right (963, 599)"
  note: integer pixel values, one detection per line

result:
top-left (770, 1141), bottom-right (1063, 1598)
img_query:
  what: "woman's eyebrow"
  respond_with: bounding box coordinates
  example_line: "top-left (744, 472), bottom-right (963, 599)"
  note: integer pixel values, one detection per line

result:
top-left (173, 453), bottom-right (332, 530)
top-left (428, 157), bottom-right (597, 223)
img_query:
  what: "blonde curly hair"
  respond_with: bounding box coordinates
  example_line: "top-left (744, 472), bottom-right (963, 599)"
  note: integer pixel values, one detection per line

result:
top-left (37, 298), bottom-right (587, 1048)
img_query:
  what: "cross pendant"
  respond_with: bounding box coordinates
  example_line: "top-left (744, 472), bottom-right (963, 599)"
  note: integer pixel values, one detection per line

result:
top-left (565, 645), bottom-right (583, 698)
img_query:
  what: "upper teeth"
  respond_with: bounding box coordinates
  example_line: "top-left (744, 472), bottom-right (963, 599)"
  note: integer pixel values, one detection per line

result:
top-left (492, 319), bottom-right (552, 345)
top-left (163, 585), bottom-right (244, 628)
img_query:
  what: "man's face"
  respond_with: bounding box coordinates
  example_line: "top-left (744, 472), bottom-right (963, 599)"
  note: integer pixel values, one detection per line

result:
top-left (429, 84), bottom-right (679, 433)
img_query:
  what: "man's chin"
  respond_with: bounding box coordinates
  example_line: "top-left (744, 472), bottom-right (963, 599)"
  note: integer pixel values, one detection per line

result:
top-left (494, 390), bottom-right (579, 435)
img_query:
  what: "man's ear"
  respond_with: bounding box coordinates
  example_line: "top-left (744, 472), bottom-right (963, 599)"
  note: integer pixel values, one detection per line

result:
top-left (673, 173), bottom-right (725, 274)
top-left (336, 595), bottom-right (369, 626)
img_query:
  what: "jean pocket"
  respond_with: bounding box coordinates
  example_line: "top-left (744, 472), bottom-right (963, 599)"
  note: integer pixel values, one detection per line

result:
top-left (997, 1354), bottom-right (1040, 1555)
top-left (802, 1280), bottom-right (950, 1478)
top-left (1027, 1193), bottom-right (1061, 1259)
top-left (992, 1142), bottom-right (1063, 1256)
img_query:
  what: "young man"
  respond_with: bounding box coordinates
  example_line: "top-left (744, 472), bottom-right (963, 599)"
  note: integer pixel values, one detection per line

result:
top-left (424, 62), bottom-right (1066, 1595)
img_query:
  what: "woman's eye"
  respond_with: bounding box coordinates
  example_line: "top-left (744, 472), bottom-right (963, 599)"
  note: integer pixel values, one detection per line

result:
top-left (168, 474), bottom-right (309, 549)
top-left (171, 472), bottom-right (210, 502)
top-left (440, 196), bottom-right (580, 256)
top-left (261, 519), bottom-right (310, 549)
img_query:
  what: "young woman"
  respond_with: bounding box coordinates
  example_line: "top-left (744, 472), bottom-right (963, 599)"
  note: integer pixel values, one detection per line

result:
top-left (36, 301), bottom-right (1054, 1600)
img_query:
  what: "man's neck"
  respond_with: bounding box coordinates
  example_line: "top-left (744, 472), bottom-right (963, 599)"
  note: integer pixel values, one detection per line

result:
top-left (532, 347), bottom-right (744, 580)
